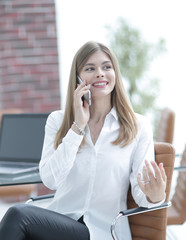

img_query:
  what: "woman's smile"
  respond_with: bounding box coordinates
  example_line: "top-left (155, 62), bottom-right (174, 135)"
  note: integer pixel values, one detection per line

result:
top-left (92, 81), bottom-right (109, 88)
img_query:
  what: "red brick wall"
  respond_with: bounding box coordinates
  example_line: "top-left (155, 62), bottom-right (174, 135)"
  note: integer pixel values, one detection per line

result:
top-left (0, 0), bottom-right (60, 113)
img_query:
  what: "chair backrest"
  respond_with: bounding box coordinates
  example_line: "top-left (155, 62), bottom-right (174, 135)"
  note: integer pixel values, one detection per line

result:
top-left (167, 147), bottom-right (186, 225)
top-left (156, 108), bottom-right (175, 144)
top-left (127, 142), bottom-right (175, 240)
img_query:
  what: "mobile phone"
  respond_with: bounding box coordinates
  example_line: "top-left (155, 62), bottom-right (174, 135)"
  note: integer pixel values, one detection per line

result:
top-left (77, 75), bottom-right (91, 105)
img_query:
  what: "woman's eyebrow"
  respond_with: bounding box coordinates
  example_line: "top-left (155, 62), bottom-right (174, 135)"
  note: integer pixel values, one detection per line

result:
top-left (102, 61), bottom-right (111, 65)
top-left (84, 61), bottom-right (111, 67)
top-left (84, 63), bottom-right (95, 67)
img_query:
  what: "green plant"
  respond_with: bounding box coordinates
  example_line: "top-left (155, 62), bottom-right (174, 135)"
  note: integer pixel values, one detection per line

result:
top-left (106, 17), bottom-right (166, 116)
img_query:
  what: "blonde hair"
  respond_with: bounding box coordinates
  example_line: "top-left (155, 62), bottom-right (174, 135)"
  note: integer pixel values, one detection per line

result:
top-left (54, 41), bottom-right (138, 149)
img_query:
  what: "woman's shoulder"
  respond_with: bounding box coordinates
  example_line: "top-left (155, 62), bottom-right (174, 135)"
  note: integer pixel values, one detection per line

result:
top-left (49, 109), bottom-right (64, 118)
top-left (135, 113), bottom-right (150, 123)
top-left (135, 113), bottom-right (152, 131)
top-left (46, 110), bottom-right (65, 128)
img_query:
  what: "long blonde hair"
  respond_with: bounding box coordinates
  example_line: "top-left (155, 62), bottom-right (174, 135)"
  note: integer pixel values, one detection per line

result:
top-left (54, 41), bottom-right (138, 149)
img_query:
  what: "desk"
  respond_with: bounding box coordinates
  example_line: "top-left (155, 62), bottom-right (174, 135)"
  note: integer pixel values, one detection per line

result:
top-left (0, 172), bottom-right (42, 186)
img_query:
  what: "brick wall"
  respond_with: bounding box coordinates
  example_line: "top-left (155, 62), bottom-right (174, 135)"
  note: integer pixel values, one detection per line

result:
top-left (0, 0), bottom-right (60, 113)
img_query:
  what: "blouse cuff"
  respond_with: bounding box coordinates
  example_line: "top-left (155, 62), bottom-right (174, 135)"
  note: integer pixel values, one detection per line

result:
top-left (135, 188), bottom-right (166, 209)
top-left (145, 197), bottom-right (166, 208)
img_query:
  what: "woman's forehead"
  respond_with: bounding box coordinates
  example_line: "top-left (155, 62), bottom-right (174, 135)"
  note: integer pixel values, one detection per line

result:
top-left (85, 51), bottom-right (111, 64)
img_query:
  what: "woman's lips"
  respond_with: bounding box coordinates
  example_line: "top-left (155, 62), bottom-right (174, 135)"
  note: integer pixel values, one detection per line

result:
top-left (92, 81), bottom-right (108, 88)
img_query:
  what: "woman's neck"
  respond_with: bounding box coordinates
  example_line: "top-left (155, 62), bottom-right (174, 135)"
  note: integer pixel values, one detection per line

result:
top-left (88, 98), bottom-right (112, 145)
top-left (89, 98), bottom-right (112, 123)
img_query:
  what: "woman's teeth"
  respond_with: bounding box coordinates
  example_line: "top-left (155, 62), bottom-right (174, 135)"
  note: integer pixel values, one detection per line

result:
top-left (93, 82), bottom-right (107, 86)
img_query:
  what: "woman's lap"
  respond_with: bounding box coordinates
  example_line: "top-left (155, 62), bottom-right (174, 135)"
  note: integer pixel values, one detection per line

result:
top-left (0, 204), bottom-right (90, 240)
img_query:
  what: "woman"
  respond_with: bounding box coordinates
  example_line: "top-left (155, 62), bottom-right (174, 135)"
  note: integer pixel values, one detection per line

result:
top-left (0, 41), bottom-right (166, 240)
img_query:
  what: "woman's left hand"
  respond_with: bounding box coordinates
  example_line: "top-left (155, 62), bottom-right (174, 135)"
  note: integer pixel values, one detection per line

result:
top-left (137, 160), bottom-right (167, 203)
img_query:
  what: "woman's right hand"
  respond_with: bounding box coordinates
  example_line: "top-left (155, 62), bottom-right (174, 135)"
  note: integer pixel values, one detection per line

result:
top-left (73, 80), bottom-right (91, 131)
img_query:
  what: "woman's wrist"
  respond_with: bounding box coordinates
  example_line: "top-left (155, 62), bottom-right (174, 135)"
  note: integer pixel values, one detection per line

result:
top-left (71, 121), bottom-right (85, 135)
top-left (146, 193), bottom-right (166, 203)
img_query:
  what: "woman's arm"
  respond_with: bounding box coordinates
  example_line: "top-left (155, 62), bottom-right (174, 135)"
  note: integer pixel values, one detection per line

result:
top-left (130, 115), bottom-right (166, 208)
top-left (39, 80), bottom-right (90, 190)
top-left (39, 111), bottom-right (84, 190)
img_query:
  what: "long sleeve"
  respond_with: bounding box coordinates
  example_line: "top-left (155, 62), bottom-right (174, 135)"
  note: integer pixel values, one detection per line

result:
top-left (39, 111), bottom-right (84, 190)
top-left (130, 115), bottom-right (165, 208)
top-left (39, 109), bottom-right (162, 240)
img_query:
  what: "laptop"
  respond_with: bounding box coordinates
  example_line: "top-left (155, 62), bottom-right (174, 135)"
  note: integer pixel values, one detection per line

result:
top-left (0, 113), bottom-right (49, 177)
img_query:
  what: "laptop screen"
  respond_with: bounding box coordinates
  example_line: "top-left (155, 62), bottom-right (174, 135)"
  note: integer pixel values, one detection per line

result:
top-left (0, 113), bottom-right (49, 163)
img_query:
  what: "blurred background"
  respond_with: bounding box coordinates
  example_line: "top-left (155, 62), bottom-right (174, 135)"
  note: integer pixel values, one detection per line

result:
top-left (56, 0), bottom-right (186, 154)
top-left (1, 0), bottom-right (185, 152)
top-left (0, 0), bottom-right (186, 238)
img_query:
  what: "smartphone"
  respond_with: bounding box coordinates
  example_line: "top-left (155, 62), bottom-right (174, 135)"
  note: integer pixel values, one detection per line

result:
top-left (77, 75), bottom-right (91, 105)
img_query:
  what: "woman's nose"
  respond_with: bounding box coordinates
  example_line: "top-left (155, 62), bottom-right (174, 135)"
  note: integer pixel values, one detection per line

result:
top-left (96, 69), bottom-right (104, 78)
top-left (96, 75), bottom-right (104, 78)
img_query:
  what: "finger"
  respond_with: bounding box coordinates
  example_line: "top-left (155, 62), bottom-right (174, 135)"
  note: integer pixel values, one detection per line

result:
top-left (75, 85), bottom-right (90, 99)
top-left (159, 163), bottom-right (167, 182)
top-left (78, 83), bottom-right (91, 93)
top-left (145, 160), bottom-right (155, 181)
top-left (150, 161), bottom-right (162, 181)
top-left (142, 165), bottom-right (149, 183)
top-left (137, 173), bottom-right (145, 192)
top-left (76, 81), bottom-right (85, 90)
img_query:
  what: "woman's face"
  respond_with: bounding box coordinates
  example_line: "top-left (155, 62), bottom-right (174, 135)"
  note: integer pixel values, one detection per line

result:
top-left (79, 51), bottom-right (116, 100)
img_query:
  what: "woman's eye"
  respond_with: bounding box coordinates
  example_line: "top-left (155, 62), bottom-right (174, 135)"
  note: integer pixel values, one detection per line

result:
top-left (104, 65), bottom-right (112, 70)
top-left (85, 67), bottom-right (94, 71)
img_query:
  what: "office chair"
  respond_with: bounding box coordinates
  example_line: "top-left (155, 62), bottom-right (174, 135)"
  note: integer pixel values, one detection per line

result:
top-left (27, 143), bottom-right (175, 240)
top-left (167, 146), bottom-right (186, 225)
top-left (111, 142), bottom-right (175, 240)
top-left (156, 108), bottom-right (175, 144)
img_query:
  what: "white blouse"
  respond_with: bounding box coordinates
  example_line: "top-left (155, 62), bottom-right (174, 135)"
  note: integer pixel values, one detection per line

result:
top-left (39, 108), bottom-right (162, 240)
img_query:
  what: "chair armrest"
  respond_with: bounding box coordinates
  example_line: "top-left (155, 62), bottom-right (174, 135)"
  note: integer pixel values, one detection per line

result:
top-left (111, 201), bottom-right (171, 240)
top-left (26, 193), bottom-right (55, 204)
top-left (174, 166), bottom-right (186, 171)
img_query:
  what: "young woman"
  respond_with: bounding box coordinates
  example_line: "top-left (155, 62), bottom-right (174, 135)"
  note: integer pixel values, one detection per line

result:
top-left (0, 41), bottom-right (166, 240)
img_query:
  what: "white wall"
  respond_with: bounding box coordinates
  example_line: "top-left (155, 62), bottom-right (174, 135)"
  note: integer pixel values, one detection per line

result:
top-left (55, 0), bottom-right (186, 153)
